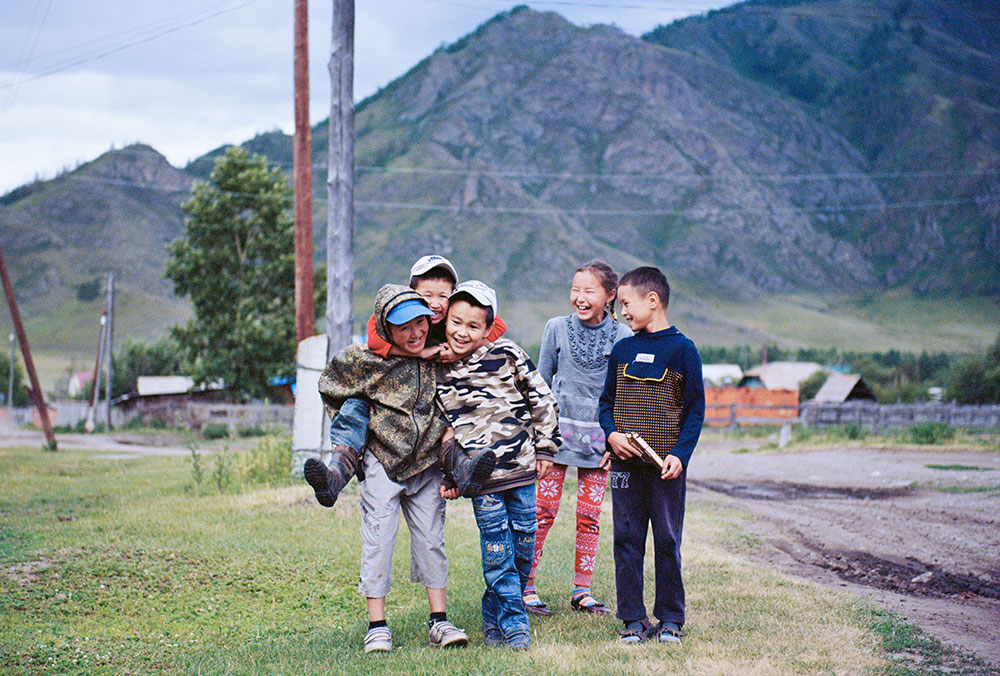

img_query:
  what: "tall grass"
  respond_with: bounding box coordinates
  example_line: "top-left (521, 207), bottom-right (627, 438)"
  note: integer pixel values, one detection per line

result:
top-left (0, 445), bottom-right (968, 675)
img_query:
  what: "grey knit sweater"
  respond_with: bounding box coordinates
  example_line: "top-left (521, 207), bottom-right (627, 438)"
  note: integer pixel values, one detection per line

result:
top-left (537, 313), bottom-right (632, 468)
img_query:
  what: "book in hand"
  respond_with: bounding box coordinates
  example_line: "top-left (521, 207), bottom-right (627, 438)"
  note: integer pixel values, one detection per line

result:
top-left (624, 432), bottom-right (663, 468)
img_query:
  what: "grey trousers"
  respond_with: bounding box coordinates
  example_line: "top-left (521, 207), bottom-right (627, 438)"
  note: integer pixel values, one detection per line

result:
top-left (357, 451), bottom-right (448, 598)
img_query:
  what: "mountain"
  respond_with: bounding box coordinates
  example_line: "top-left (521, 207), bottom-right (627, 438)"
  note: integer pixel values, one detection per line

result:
top-left (3, 1), bottom-right (998, 373)
top-left (643, 0), bottom-right (1000, 294)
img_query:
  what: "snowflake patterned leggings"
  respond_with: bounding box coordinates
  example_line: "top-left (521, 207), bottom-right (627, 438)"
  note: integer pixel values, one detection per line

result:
top-left (528, 464), bottom-right (608, 588)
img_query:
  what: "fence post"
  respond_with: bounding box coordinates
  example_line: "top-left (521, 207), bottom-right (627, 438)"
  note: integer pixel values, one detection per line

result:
top-left (729, 403), bottom-right (737, 431)
top-left (872, 405), bottom-right (881, 434)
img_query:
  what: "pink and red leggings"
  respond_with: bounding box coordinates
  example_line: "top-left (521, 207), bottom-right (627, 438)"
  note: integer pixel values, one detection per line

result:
top-left (528, 463), bottom-right (608, 588)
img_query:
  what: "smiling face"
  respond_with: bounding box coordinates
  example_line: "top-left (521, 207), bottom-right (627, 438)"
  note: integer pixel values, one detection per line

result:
top-left (570, 269), bottom-right (614, 325)
top-left (445, 299), bottom-right (491, 359)
top-left (388, 316), bottom-right (429, 356)
top-left (616, 283), bottom-right (656, 333)
top-left (412, 277), bottom-right (453, 324)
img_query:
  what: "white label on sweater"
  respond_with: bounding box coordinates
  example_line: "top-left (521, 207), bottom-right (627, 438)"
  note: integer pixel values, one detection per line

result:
top-left (635, 353), bottom-right (655, 363)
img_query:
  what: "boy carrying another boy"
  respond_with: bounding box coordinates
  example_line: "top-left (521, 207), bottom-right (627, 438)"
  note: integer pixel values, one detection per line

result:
top-left (598, 266), bottom-right (705, 644)
top-left (316, 283), bottom-right (471, 653)
top-left (435, 281), bottom-right (561, 650)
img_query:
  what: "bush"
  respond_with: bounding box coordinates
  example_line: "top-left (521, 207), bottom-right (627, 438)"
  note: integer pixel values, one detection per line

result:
top-left (202, 423), bottom-right (230, 439)
top-left (799, 370), bottom-right (828, 402)
top-left (909, 422), bottom-right (955, 445)
top-left (240, 434), bottom-right (293, 487)
top-left (237, 425), bottom-right (266, 438)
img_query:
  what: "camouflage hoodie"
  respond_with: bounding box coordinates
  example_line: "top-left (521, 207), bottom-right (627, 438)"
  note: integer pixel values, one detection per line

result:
top-left (317, 284), bottom-right (446, 482)
top-left (436, 338), bottom-right (561, 494)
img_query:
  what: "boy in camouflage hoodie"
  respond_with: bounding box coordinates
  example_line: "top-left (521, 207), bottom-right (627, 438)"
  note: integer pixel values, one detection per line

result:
top-left (316, 284), bottom-right (469, 653)
top-left (435, 281), bottom-right (561, 650)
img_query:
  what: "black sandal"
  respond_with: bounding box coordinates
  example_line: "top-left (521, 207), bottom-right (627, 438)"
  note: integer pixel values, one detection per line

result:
top-left (570, 593), bottom-right (611, 615)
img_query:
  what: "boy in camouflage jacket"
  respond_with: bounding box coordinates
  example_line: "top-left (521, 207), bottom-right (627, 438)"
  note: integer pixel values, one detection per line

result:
top-left (317, 283), bottom-right (468, 653)
top-left (435, 281), bottom-right (561, 650)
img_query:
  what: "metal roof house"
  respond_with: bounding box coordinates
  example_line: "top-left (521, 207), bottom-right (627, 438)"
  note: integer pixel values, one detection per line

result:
top-left (812, 373), bottom-right (876, 403)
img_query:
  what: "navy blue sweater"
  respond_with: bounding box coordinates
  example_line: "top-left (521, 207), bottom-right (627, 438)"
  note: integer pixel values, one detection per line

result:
top-left (598, 326), bottom-right (705, 468)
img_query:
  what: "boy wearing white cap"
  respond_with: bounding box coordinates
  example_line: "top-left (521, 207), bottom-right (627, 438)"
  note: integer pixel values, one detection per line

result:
top-left (435, 281), bottom-right (561, 650)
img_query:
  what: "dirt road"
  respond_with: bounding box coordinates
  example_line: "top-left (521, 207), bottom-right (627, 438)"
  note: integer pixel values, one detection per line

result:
top-left (689, 434), bottom-right (1000, 668)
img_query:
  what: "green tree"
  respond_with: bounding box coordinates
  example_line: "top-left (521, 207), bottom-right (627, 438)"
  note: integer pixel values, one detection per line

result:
top-left (111, 337), bottom-right (185, 398)
top-left (166, 146), bottom-right (295, 402)
top-left (945, 333), bottom-right (1000, 404)
top-left (0, 355), bottom-right (30, 407)
top-left (798, 370), bottom-right (828, 402)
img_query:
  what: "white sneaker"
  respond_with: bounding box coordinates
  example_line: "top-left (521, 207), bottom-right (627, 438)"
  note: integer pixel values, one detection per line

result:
top-left (429, 620), bottom-right (468, 648)
top-left (364, 626), bottom-right (392, 653)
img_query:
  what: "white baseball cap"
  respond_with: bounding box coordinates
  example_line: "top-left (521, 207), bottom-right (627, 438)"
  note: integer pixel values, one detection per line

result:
top-left (409, 255), bottom-right (458, 286)
top-left (451, 280), bottom-right (498, 315)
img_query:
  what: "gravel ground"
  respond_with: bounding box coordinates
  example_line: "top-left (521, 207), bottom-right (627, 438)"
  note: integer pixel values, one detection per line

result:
top-left (689, 433), bottom-right (1000, 669)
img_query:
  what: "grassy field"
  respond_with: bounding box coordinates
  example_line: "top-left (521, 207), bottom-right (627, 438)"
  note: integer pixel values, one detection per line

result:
top-left (0, 440), bottom-right (978, 676)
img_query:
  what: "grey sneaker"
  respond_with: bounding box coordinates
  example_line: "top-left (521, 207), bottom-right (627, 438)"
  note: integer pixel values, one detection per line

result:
top-left (429, 620), bottom-right (468, 648)
top-left (364, 626), bottom-right (392, 653)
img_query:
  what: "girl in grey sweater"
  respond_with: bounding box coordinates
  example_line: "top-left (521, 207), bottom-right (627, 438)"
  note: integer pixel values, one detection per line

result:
top-left (523, 261), bottom-right (631, 616)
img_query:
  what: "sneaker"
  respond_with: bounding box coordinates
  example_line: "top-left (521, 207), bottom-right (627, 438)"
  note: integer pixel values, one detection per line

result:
top-left (364, 626), bottom-right (392, 653)
top-left (482, 624), bottom-right (504, 647)
top-left (618, 619), bottom-right (653, 644)
top-left (304, 445), bottom-right (359, 507)
top-left (505, 632), bottom-right (531, 650)
top-left (656, 621), bottom-right (683, 643)
top-left (429, 620), bottom-right (468, 648)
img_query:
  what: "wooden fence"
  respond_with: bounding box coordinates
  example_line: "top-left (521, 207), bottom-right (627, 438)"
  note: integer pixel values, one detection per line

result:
top-left (800, 401), bottom-right (1000, 431)
top-left (705, 402), bottom-right (800, 428)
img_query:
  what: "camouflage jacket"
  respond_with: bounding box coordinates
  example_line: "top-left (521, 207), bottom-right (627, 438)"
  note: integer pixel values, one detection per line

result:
top-left (317, 284), bottom-right (446, 482)
top-left (436, 338), bottom-right (561, 494)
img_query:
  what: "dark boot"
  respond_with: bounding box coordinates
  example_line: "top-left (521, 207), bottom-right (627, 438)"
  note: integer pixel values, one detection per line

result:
top-left (303, 445), bottom-right (359, 507)
top-left (441, 437), bottom-right (496, 498)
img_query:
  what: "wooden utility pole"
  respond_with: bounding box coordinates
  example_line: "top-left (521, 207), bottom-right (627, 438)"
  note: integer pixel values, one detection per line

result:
top-left (293, 0), bottom-right (315, 342)
top-left (84, 311), bottom-right (106, 433)
top-left (0, 244), bottom-right (56, 449)
top-left (103, 272), bottom-right (114, 430)
top-left (326, 0), bottom-right (355, 355)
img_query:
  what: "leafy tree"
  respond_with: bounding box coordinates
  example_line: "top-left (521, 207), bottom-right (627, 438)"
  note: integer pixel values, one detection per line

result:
top-left (166, 146), bottom-right (295, 402)
top-left (111, 337), bottom-right (185, 398)
top-left (76, 277), bottom-right (101, 302)
top-left (0, 355), bottom-right (29, 407)
top-left (798, 370), bottom-right (828, 402)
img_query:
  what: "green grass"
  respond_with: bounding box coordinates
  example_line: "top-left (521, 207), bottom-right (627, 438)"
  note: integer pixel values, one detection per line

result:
top-left (2, 445), bottom-right (989, 675)
top-left (925, 464), bottom-right (994, 472)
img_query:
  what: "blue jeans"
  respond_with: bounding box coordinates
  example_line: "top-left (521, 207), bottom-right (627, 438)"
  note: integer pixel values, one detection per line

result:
top-left (329, 398), bottom-right (369, 451)
top-left (472, 483), bottom-right (537, 639)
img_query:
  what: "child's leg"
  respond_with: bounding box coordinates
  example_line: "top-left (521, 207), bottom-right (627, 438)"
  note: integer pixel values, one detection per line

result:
top-left (398, 465), bottom-right (449, 595)
top-left (649, 468), bottom-right (687, 627)
top-left (610, 461), bottom-right (653, 624)
top-left (357, 451), bottom-right (404, 602)
top-left (527, 463), bottom-right (566, 589)
top-left (472, 489), bottom-right (532, 642)
top-left (573, 466), bottom-right (607, 588)
top-left (304, 398), bottom-right (369, 507)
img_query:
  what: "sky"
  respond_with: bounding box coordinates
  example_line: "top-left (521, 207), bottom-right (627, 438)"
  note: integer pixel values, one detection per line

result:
top-left (0, 0), bottom-right (734, 194)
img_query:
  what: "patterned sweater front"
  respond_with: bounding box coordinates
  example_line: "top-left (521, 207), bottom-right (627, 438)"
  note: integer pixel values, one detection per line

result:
top-left (436, 338), bottom-right (561, 494)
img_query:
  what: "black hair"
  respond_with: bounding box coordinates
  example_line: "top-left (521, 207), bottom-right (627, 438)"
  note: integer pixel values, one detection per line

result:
top-left (576, 259), bottom-right (619, 319)
top-left (618, 266), bottom-right (670, 310)
top-left (449, 292), bottom-right (495, 327)
top-left (410, 266), bottom-right (457, 289)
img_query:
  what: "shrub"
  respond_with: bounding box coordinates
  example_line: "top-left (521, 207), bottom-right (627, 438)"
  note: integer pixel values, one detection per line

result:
top-left (240, 434), bottom-right (293, 487)
top-left (202, 423), bottom-right (230, 439)
top-left (799, 370), bottom-right (829, 402)
top-left (237, 425), bottom-right (266, 438)
top-left (909, 422), bottom-right (954, 445)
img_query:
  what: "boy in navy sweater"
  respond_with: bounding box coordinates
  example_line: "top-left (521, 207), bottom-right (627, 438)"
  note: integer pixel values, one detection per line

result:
top-left (597, 266), bottom-right (705, 644)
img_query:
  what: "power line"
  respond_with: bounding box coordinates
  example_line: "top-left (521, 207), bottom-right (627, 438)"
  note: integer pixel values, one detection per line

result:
top-left (0, 0), bottom-right (261, 91)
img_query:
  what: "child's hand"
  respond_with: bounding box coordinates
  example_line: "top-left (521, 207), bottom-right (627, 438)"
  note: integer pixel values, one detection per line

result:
top-left (420, 344), bottom-right (444, 360)
top-left (436, 343), bottom-right (459, 363)
top-left (660, 455), bottom-right (683, 480)
top-left (440, 485), bottom-right (460, 500)
top-left (598, 452), bottom-right (611, 470)
top-left (536, 459), bottom-right (553, 480)
top-left (607, 431), bottom-right (641, 460)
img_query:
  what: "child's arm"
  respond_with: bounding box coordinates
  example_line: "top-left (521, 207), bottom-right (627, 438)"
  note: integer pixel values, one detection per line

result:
top-left (365, 313), bottom-right (392, 358)
top-left (510, 347), bottom-right (560, 460)
top-left (536, 318), bottom-right (559, 387)
top-left (487, 316), bottom-right (507, 342)
top-left (598, 343), bottom-right (641, 461)
top-left (668, 342), bottom-right (706, 471)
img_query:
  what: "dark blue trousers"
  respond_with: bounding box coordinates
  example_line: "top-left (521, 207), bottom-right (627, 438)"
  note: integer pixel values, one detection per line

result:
top-left (609, 460), bottom-right (686, 626)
